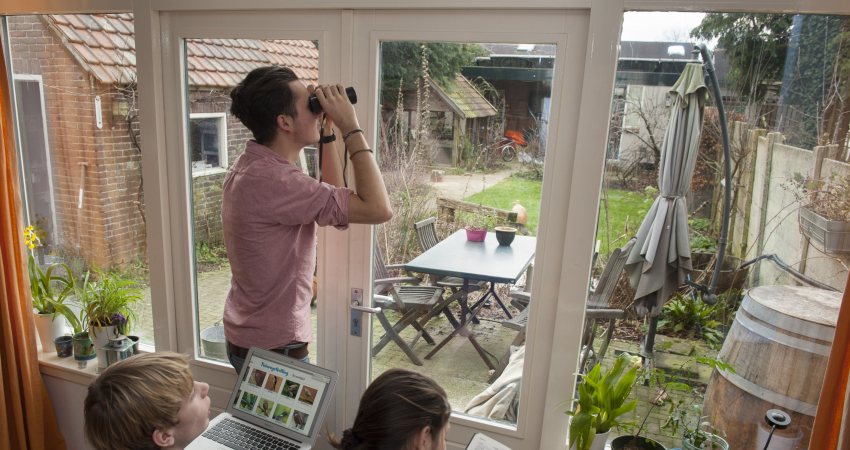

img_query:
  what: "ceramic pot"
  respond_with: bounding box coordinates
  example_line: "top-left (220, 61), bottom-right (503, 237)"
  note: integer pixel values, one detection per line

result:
top-left (54, 335), bottom-right (73, 358)
top-left (72, 331), bottom-right (96, 368)
top-left (33, 313), bottom-right (55, 353)
top-left (495, 226), bottom-right (517, 246)
top-left (128, 335), bottom-right (140, 354)
top-left (90, 325), bottom-right (118, 372)
top-left (591, 430), bottom-right (611, 450)
top-left (610, 435), bottom-right (667, 450)
top-left (466, 228), bottom-right (487, 242)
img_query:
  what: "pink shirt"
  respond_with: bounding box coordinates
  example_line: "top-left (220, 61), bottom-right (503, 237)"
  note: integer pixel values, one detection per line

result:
top-left (222, 141), bottom-right (350, 349)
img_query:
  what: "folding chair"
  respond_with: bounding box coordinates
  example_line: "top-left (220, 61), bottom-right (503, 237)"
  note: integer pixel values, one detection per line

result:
top-left (494, 238), bottom-right (636, 379)
top-left (413, 217), bottom-right (488, 315)
top-left (372, 246), bottom-right (445, 366)
top-left (579, 238), bottom-right (636, 373)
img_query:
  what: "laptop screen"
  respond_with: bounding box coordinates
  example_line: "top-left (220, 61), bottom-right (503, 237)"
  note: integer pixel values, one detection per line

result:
top-left (229, 352), bottom-right (333, 440)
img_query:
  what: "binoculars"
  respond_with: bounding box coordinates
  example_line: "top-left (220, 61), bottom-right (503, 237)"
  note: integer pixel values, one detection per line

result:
top-left (308, 86), bottom-right (358, 114)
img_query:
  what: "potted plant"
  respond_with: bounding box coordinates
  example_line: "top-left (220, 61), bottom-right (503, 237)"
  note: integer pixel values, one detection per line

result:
top-left (462, 207), bottom-right (498, 242)
top-left (24, 225), bottom-right (77, 352)
top-left (791, 173), bottom-right (850, 253)
top-left (76, 269), bottom-right (142, 359)
top-left (567, 353), bottom-right (640, 450)
top-left (661, 380), bottom-right (729, 450)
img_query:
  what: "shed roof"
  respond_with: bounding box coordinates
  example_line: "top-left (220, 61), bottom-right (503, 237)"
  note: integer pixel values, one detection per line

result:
top-left (43, 14), bottom-right (319, 87)
top-left (430, 75), bottom-right (497, 119)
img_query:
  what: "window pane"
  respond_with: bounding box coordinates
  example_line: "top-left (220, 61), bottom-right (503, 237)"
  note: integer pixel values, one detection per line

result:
top-left (372, 41), bottom-right (553, 427)
top-left (6, 14), bottom-right (153, 348)
top-left (184, 39), bottom-right (322, 364)
top-left (588, 11), bottom-right (850, 450)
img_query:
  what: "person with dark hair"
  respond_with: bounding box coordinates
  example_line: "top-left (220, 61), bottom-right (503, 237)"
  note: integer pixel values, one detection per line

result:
top-left (329, 369), bottom-right (451, 450)
top-left (84, 352), bottom-right (211, 450)
top-left (223, 66), bottom-right (392, 371)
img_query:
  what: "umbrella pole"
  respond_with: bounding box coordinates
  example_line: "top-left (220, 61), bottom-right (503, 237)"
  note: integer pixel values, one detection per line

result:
top-left (697, 44), bottom-right (733, 303)
top-left (642, 315), bottom-right (658, 358)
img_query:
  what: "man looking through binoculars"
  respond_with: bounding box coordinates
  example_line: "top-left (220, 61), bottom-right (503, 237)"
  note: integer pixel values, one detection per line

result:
top-left (222, 65), bottom-right (392, 372)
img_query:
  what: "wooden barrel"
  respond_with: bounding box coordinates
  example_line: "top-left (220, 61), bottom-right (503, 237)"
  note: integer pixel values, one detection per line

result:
top-left (703, 285), bottom-right (841, 450)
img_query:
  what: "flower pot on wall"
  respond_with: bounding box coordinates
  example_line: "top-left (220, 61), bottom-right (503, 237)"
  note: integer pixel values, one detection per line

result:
top-left (799, 206), bottom-right (850, 253)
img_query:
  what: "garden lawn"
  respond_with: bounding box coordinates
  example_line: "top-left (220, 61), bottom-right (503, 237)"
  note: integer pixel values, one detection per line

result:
top-left (464, 176), bottom-right (541, 234)
top-left (597, 188), bottom-right (652, 255)
top-left (465, 181), bottom-right (650, 257)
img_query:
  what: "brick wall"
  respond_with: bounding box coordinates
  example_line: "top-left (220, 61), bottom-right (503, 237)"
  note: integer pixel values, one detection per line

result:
top-left (9, 15), bottom-right (146, 269)
top-left (8, 16), bottom-right (258, 268)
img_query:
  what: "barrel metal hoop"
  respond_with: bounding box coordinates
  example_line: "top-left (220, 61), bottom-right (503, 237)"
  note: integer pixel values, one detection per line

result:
top-left (736, 311), bottom-right (832, 356)
top-left (743, 298), bottom-right (835, 341)
top-left (718, 369), bottom-right (817, 416)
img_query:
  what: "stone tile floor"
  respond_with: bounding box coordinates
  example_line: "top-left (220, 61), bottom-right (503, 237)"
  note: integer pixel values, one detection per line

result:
top-left (133, 266), bottom-right (714, 449)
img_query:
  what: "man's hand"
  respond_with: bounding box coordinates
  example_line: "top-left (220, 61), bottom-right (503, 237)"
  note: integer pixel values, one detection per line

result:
top-left (313, 84), bottom-right (360, 134)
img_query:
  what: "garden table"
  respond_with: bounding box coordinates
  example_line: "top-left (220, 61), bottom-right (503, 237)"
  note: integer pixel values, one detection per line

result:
top-left (404, 230), bottom-right (536, 369)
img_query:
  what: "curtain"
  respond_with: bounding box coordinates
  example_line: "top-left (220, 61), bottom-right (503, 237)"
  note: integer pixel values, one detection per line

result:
top-left (0, 39), bottom-right (67, 449)
top-left (810, 274), bottom-right (850, 450)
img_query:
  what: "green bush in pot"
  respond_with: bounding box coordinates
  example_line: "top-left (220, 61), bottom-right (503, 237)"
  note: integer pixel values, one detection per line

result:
top-left (24, 225), bottom-right (76, 323)
top-left (77, 269), bottom-right (142, 336)
top-left (567, 353), bottom-right (640, 450)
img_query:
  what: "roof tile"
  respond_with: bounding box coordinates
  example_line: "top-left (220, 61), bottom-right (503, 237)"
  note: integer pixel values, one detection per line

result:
top-left (46, 14), bottom-right (318, 87)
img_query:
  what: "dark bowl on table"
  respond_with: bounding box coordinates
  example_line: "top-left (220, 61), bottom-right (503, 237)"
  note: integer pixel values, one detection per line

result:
top-left (495, 226), bottom-right (517, 246)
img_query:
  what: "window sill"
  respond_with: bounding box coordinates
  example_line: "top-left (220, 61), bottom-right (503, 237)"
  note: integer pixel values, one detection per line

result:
top-left (38, 350), bottom-right (98, 385)
top-left (192, 167), bottom-right (226, 178)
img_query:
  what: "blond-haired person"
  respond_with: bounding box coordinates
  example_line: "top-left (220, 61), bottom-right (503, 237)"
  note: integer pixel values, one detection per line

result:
top-left (84, 352), bottom-right (211, 450)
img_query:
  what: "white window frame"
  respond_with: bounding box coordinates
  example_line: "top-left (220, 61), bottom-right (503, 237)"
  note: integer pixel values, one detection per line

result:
top-left (188, 112), bottom-right (227, 177)
top-left (10, 74), bottom-right (60, 245)
top-left (6, 1), bottom-right (849, 450)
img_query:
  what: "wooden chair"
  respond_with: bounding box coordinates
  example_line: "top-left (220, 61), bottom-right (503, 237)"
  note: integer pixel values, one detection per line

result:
top-left (413, 217), bottom-right (488, 317)
top-left (372, 246), bottom-right (445, 365)
top-left (497, 238), bottom-right (636, 377)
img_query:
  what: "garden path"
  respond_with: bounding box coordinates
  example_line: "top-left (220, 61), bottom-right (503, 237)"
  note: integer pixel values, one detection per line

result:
top-left (429, 166), bottom-right (515, 200)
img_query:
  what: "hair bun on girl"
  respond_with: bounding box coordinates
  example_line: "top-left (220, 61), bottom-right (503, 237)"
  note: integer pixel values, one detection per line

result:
top-left (340, 428), bottom-right (362, 449)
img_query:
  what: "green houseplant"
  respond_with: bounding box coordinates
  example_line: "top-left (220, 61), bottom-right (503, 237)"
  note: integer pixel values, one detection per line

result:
top-left (77, 269), bottom-right (142, 335)
top-left (24, 225), bottom-right (77, 352)
top-left (567, 353), bottom-right (640, 450)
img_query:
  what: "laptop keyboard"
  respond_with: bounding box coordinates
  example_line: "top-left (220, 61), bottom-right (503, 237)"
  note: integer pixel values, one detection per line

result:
top-left (203, 418), bottom-right (301, 450)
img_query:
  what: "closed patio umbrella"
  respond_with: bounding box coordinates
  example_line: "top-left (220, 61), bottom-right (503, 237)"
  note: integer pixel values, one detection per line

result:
top-left (625, 61), bottom-right (708, 354)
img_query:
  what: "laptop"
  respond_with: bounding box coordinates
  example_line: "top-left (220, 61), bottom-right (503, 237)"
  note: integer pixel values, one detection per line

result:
top-left (187, 347), bottom-right (338, 450)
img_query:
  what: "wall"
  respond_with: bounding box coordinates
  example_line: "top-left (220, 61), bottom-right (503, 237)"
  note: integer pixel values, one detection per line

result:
top-left (9, 15), bottom-right (146, 268)
top-left (43, 374), bottom-right (94, 450)
top-left (10, 16), bottom-right (255, 267)
top-left (735, 124), bottom-right (849, 290)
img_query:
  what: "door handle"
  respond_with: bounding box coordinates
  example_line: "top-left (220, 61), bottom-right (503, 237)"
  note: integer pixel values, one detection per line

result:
top-left (350, 288), bottom-right (381, 337)
top-left (351, 300), bottom-right (381, 314)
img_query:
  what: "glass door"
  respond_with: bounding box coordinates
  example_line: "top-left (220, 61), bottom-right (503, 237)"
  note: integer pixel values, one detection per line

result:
top-left (157, 10), bottom-right (344, 418)
top-left (349, 10), bottom-right (590, 448)
top-left (156, 7), bottom-right (596, 449)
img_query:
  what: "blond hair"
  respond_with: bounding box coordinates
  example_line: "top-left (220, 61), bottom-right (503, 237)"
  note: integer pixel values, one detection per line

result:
top-left (84, 352), bottom-right (193, 450)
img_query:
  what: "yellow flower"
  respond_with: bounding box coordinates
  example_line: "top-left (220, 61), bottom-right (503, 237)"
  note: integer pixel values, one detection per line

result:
top-left (23, 225), bottom-right (41, 251)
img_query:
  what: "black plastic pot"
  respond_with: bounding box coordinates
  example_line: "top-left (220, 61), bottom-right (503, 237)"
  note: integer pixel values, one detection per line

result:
top-left (610, 435), bottom-right (667, 450)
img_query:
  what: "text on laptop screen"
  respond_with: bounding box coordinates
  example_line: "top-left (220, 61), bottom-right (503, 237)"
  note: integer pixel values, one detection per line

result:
top-left (231, 355), bottom-right (332, 438)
